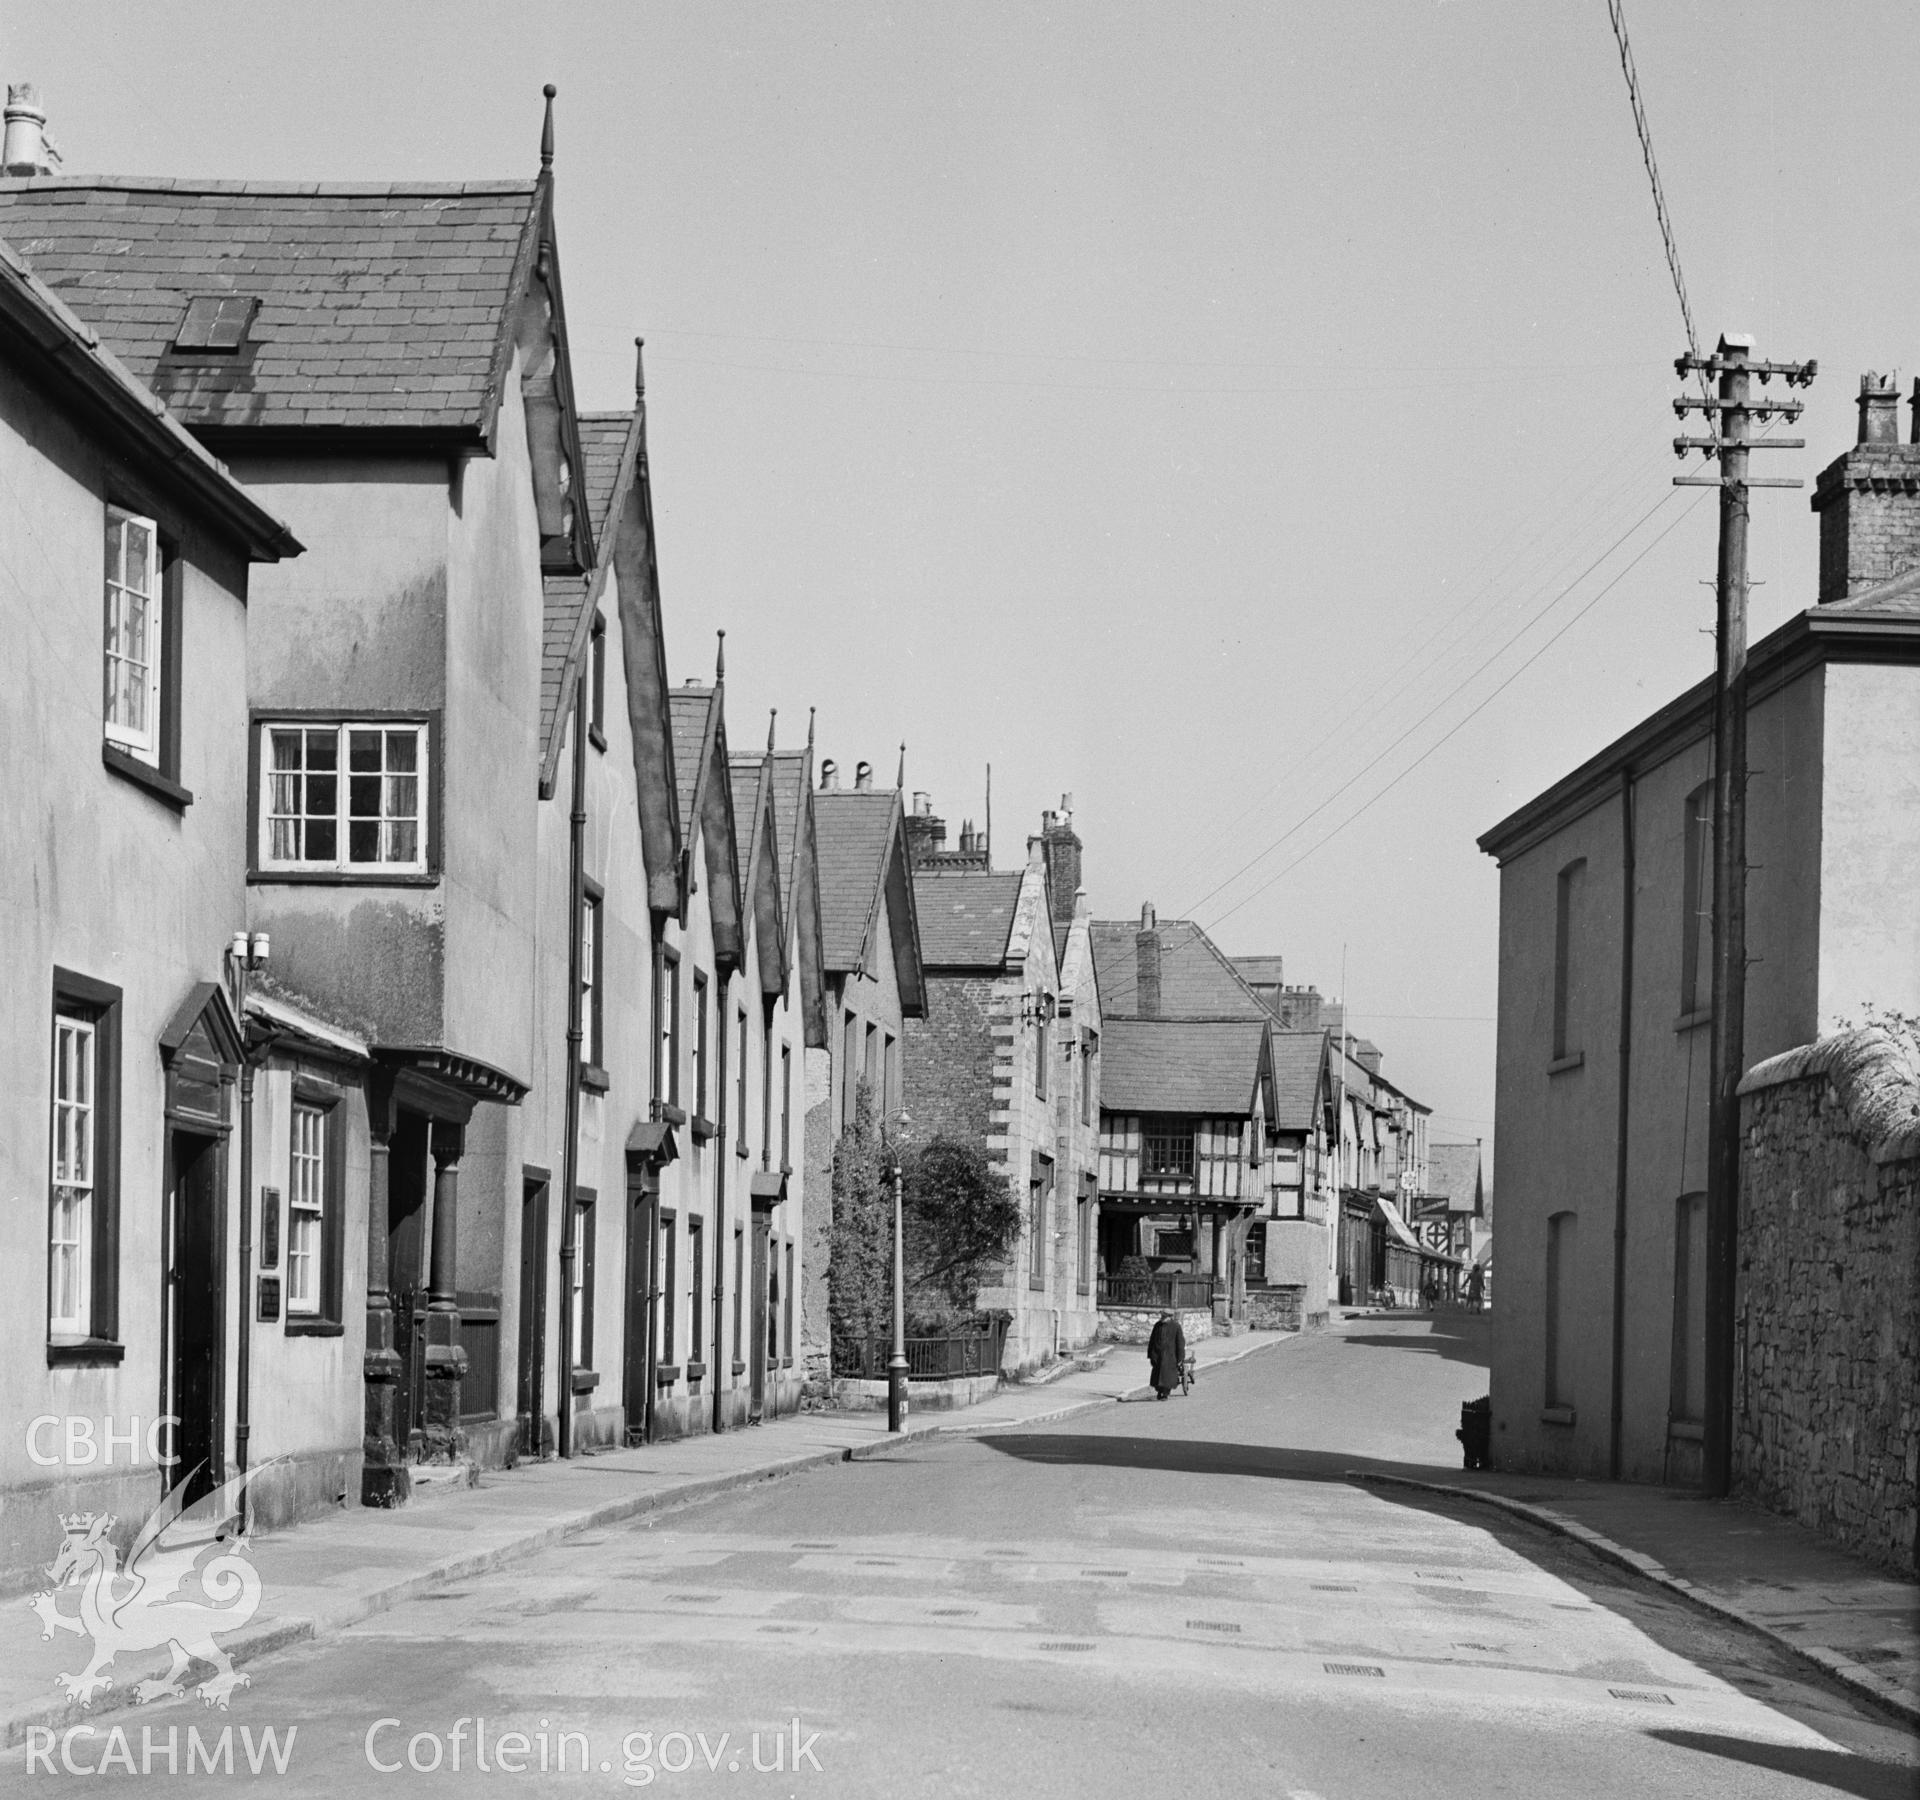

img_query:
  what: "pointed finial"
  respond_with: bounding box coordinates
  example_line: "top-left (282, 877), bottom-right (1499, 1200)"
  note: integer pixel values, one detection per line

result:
top-left (540, 85), bottom-right (557, 171)
top-left (896, 742), bottom-right (906, 789)
top-left (714, 628), bottom-right (726, 684)
top-left (806, 706), bottom-right (816, 752)
top-left (767, 709), bottom-right (778, 755)
top-left (634, 337), bottom-right (646, 402)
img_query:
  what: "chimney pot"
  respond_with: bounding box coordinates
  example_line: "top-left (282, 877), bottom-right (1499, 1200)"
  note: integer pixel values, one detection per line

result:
top-left (3, 83), bottom-right (60, 176)
top-left (854, 760), bottom-right (873, 791)
top-left (1858, 371), bottom-right (1900, 445)
top-left (1141, 901), bottom-right (1156, 930)
top-left (913, 791), bottom-right (930, 816)
top-left (820, 758), bottom-right (839, 791)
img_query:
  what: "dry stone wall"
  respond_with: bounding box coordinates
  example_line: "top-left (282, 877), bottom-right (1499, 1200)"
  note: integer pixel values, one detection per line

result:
top-left (1736, 1027), bottom-right (1920, 1575)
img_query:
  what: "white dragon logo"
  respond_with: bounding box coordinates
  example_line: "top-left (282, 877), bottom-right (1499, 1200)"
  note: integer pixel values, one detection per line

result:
top-left (28, 1465), bottom-right (269, 1709)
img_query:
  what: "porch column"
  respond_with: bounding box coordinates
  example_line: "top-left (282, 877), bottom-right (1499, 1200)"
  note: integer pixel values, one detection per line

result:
top-left (420, 1118), bottom-right (468, 1457)
top-left (362, 1074), bottom-right (409, 1507)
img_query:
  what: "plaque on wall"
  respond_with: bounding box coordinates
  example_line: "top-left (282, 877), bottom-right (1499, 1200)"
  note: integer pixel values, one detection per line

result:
top-left (257, 1276), bottom-right (281, 1322)
top-left (261, 1186), bottom-right (281, 1269)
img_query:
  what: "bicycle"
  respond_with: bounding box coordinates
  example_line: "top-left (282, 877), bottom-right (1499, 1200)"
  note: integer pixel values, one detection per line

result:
top-left (1178, 1352), bottom-right (1196, 1396)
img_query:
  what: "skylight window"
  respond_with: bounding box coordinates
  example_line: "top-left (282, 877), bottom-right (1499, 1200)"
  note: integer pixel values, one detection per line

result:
top-left (172, 295), bottom-right (259, 353)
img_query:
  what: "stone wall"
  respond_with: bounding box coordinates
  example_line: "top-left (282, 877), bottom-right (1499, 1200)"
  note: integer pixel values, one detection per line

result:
top-left (1094, 1305), bottom-right (1213, 1346)
top-left (1736, 1026), bottom-right (1920, 1575)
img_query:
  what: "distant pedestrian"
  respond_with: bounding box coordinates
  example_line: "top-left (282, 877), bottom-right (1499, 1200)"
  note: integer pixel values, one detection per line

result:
top-left (1466, 1263), bottom-right (1485, 1312)
top-left (1148, 1310), bottom-right (1186, 1400)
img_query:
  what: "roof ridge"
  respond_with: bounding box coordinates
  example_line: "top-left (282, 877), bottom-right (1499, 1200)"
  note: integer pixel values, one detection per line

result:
top-left (0, 175), bottom-right (536, 197)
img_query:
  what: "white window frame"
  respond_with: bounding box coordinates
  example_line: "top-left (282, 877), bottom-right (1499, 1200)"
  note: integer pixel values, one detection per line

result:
top-left (287, 1100), bottom-right (327, 1316)
top-left (580, 890), bottom-right (601, 1065)
top-left (49, 1013), bottom-right (97, 1337)
top-left (103, 507), bottom-right (162, 765)
top-left (260, 721), bottom-right (430, 874)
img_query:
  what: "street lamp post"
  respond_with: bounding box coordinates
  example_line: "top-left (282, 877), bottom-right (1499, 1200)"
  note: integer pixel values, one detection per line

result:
top-left (888, 1156), bottom-right (909, 1433)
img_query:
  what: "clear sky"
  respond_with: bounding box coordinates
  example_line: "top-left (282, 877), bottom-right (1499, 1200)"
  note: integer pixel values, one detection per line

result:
top-left (10, 2), bottom-right (1918, 1171)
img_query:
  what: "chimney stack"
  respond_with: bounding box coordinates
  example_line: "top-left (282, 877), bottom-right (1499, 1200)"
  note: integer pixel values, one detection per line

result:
top-left (1812, 372), bottom-right (1920, 603)
top-left (3, 84), bottom-right (60, 177)
top-left (1040, 794), bottom-right (1082, 927)
top-left (1136, 905), bottom-right (1161, 1018)
top-left (903, 791), bottom-right (945, 867)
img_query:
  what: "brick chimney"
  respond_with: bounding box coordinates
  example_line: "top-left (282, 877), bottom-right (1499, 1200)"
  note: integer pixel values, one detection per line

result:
top-left (3, 84), bottom-right (61, 177)
top-left (1136, 903), bottom-right (1161, 1018)
top-left (903, 791), bottom-right (945, 867)
top-left (1040, 795), bottom-right (1081, 927)
top-left (1811, 373), bottom-right (1920, 602)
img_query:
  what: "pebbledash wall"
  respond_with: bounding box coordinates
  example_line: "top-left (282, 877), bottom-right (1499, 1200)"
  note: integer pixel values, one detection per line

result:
top-left (1735, 1028), bottom-right (1919, 1576)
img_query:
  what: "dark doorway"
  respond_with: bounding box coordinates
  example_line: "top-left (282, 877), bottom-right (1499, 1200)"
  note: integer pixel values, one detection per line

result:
top-left (387, 1110), bottom-right (431, 1458)
top-left (517, 1174), bottom-right (550, 1458)
top-left (167, 1131), bottom-right (223, 1507)
top-left (622, 1174), bottom-right (654, 1446)
top-left (749, 1215), bottom-right (770, 1421)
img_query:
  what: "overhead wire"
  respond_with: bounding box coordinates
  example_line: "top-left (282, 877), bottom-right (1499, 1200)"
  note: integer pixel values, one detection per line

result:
top-left (1180, 465), bottom-right (1699, 923)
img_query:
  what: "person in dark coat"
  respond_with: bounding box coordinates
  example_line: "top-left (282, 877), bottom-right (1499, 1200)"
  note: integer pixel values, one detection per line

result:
top-left (1147, 1311), bottom-right (1186, 1399)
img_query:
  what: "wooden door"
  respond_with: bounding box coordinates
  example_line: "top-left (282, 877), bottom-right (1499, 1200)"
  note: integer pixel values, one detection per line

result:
top-left (517, 1176), bottom-right (549, 1457)
top-left (167, 1132), bottom-right (223, 1507)
top-left (749, 1216), bottom-right (770, 1420)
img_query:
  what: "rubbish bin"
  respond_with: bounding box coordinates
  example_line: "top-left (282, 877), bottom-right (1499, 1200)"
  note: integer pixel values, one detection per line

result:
top-left (1457, 1396), bottom-right (1491, 1470)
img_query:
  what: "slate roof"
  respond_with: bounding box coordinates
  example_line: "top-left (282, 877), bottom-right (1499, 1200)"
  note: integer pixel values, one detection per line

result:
top-left (813, 790), bottom-right (899, 972)
top-left (537, 412), bottom-right (635, 776)
top-left (1234, 955), bottom-right (1287, 987)
top-left (0, 233), bottom-right (298, 559)
top-left (0, 178), bottom-right (541, 436)
top-left (539, 574), bottom-right (589, 769)
top-left (1100, 1017), bottom-right (1269, 1115)
top-left (1269, 1029), bottom-right (1329, 1131)
top-left (730, 759), bottom-right (768, 893)
top-left (768, 752), bottom-right (810, 904)
top-left (1427, 1142), bottom-right (1484, 1214)
top-left (1090, 919), bottom-right (1270, 1020)
top-left (1830, 567), bottom-right (1920, 617)
top-left (577, 411), bottom-right (629, 538)
top-left (914, 869), bottom-right (1024, 969)
top-left (669, 686), bottom-right (716, 837)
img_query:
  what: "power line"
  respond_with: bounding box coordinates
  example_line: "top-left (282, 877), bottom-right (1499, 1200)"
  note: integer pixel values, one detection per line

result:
top-left (1204, 487), bottom-right (1711, 932)
top-left (1606, 0), bottom-right (1707, 394)
top-left (1180, 474), bottom-right (1697, 922)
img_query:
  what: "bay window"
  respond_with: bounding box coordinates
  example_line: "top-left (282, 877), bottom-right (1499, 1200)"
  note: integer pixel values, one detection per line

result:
top-left (258, 719), bottom-right (430, 875)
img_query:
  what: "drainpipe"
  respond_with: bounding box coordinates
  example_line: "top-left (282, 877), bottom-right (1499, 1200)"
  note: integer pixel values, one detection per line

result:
top-left (557, 669), bottom-right (589, 1458)
top-left (1608, 768), bottom-right (1637, 1480)
top-left (229, 932), bottom-right (268, 1531)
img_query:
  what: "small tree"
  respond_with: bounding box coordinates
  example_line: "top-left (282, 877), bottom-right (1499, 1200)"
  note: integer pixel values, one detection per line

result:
top-left (901, 1135), bottom-right (1023, 1329)
top-left (827, 1082), bottom-right (892, 1344)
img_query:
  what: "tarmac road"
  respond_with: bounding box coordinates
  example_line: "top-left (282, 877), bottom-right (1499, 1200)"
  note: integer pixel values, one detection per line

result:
top-left (18, 1315), bottom-right (1918, 1797)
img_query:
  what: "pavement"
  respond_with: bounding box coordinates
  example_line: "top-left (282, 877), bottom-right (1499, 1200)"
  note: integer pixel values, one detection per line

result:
top-left (0, 1326), bottom-right (1277, 1749)
top-left (7, 1310), bottom-right (1915, 1758)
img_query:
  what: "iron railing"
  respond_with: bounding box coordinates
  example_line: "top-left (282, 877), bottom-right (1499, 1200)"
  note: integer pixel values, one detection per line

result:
top-left (832, 1316), bottom-right (1009, 1382)
top-left (1096, 1273), bottom-right (1216, 1310)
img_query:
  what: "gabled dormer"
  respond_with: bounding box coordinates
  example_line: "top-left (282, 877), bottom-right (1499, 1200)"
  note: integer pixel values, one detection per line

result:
top-left (498, 96), bottom-right (592, 577)
top-left (540, 370), bottom-right (682, 917)
top-left (730, 749), bottom-right (789, 1005)
top-left (669, 670), bottom-right (744, 971)
top-left (768, 746), bottom-right (829, 1050)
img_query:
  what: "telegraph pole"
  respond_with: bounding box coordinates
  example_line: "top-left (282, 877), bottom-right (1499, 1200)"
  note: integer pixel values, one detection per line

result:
top-left (1672, 335), bottom-right (1815, 1497)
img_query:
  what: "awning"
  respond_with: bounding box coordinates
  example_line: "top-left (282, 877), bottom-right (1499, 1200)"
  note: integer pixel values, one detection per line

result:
top-left (1374, 1196), bottom-right (1424, 1251)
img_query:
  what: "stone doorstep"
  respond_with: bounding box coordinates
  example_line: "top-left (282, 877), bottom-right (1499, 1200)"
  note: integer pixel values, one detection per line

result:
top-left (1352, 1471), bottom-right (1920, 1733)
top-left (3, 1331), bottom-right (1301, 1752)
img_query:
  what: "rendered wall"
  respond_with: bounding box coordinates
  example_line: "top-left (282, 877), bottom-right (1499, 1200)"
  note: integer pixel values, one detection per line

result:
top-left (0, 358), bottom-right (254, 1583)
